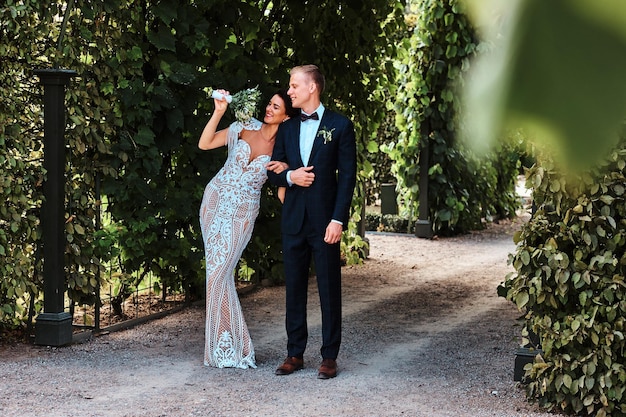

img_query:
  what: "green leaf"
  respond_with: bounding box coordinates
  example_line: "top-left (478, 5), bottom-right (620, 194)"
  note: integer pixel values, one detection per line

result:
top-left (520, 250), bottom-right (530, 265)
top-left (128, 46), bottom-right (143, 61)
top-left (134, 126), bottom-right (155, 146)
top-left (600, 195), bottom-right (615, 205)
top-left (74, 224), bottom-right (85, 235)
top-left (366, 140), bottom-right (379, 153)
top-left (515, 291), bottom-right (529, 309)
top-left (607, 216), bottom-right (616, 229)
top-left (445, 44), bottom-right (457, 58)
top-left (463, 0), bottom-right (626, 172)
top-left (168, 62), bottom-right (196, 85)
top-left (147, 28), bottom-right (176, 52)
top-left (591, 332), bottom-right (600, 345)
top-left (586, 362), bottom-right (596, 376)
top-left (153, 2), bottom-right (177, 24)
top-left (438, 210), bottom-right (452, 221)
top-left (444, 13), bottom-right (454, 26)
top-left (563, 373), bottom-right (573, 390)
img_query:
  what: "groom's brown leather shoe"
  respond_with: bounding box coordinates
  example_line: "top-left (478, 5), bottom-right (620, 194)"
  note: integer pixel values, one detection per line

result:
top-left (317, 359), bottom-right (337, 379)
top-left (275, 356), bottom-right (304, 375)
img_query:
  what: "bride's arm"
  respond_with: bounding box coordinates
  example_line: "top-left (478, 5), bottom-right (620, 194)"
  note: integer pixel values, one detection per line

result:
top-left (266, 161), bottom-right (289, 204)
top-left (198, 90), bottom-right (230, 150)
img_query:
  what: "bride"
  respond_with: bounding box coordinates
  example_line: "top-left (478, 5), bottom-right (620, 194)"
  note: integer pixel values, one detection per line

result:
top-left (198, 88), bottom-right (297, 368)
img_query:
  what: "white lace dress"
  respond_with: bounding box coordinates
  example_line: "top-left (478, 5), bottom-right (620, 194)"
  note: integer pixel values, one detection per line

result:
top-left (200, 119), bottom-right (267, 369)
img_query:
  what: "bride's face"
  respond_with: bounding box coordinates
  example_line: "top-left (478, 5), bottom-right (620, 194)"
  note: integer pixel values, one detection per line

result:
top-left (263, 95), bottom-right (288, 125)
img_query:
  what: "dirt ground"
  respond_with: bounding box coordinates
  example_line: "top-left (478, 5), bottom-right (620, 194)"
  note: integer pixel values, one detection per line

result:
top-left (0, 213), bottom-right (567, 417)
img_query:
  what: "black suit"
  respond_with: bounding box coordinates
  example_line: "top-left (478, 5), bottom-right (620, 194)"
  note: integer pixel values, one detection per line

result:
top-left (268, 108), bottom-right (357, 360)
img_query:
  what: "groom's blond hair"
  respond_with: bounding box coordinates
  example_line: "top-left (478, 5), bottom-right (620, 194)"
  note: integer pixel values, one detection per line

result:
top-left (291, 64), bottom-right (325, 96)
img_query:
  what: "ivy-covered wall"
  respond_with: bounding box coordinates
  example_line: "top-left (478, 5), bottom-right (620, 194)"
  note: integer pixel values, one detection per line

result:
top-left (386, 0), bottom-right (521, 236)
top-left (0, 0), bottom-right (405, 329)
top-left (1, 0), bottom-right (526, 333)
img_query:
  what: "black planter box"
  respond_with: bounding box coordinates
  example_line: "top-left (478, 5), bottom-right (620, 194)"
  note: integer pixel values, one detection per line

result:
top-left (514, 347), bottom-right (543, 382)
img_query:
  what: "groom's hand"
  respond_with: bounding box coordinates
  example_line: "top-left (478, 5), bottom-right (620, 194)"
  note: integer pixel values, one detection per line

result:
top-left (290, 166), bottom-right (315, 187)
top-left (324, 222), bottom-right (342, 244)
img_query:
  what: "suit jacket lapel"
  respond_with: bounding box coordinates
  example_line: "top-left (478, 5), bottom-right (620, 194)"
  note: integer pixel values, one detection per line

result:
top-left (287, 120), bottom-right (304, 167)
top-left (308, 111), bottom-right (333, 163)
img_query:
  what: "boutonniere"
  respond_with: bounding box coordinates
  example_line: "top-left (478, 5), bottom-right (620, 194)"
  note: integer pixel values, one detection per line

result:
top-left (317, 126), bottom-right (335, 144)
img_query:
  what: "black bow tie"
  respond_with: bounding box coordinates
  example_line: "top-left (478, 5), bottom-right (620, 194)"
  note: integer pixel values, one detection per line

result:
top-left (300, 112), bottom-right (319, 122)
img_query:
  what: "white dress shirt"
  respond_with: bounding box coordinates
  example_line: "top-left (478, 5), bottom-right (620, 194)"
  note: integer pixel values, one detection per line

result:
top-left (287, 103), bottom-right (325, 186)
top-left (300, 103), bottom-right (325, 165)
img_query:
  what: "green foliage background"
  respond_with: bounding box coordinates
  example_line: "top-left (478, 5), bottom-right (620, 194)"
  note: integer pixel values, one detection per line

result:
top-left (2, 0), bottom-right (624, 414)
top-left (0, 0), bottom-right (405, 328)
top-left (1, 0), bottom-right (524, 336)
top-left (386, 0), bottom-right (520, 235)
top-left (463, 0), bottom-right (626, 173)
top-left (505, 130), bottom-right (626, 416)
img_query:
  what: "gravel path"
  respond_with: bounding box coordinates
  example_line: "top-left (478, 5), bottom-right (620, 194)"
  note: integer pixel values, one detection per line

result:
top-left (0, 217), bottom-right (566, 417)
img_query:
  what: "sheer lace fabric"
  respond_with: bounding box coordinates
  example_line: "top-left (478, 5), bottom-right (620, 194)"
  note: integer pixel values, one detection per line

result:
top-left (200, 119), bottom-right (267, 369)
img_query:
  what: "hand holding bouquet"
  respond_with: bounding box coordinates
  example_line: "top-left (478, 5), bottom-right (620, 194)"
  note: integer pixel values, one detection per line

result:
top-left (205, 86), bottom-right (261, 124)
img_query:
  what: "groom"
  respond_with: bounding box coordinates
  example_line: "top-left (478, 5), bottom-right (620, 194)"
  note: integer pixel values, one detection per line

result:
top-left (266, 64), bottom-right (357, 379)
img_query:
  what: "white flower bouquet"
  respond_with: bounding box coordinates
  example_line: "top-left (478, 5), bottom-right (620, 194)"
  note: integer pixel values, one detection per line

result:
top-left (206, 86), bottom-right (261, 124)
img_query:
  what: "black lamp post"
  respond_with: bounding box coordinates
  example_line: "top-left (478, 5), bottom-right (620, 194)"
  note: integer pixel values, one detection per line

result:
top-left (34, 68), bottom-right (77, 346)
top-left (415, 124), bottom-right (433, 238)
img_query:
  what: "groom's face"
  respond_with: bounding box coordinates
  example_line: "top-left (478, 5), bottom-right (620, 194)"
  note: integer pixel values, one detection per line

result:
top-left (288, 71), bottom-right (314, 109)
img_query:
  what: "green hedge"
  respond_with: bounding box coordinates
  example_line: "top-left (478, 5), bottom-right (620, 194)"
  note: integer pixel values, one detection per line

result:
top-left (364, 212), bottom-right (412, 234)
top-left (504, 134), bottom-right (626, 416)
top-left (0, 0), bottom-right (406, 332)
top-left (387, 0), bottom-right (522, 236)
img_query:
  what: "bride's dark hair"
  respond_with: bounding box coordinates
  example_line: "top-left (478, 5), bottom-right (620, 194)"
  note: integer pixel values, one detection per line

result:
top-left (275, 89), bottom-right (300, 119)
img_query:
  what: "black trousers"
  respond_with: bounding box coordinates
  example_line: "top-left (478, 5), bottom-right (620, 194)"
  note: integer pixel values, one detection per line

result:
top-left (282, 220), bottom-right (342, 360)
